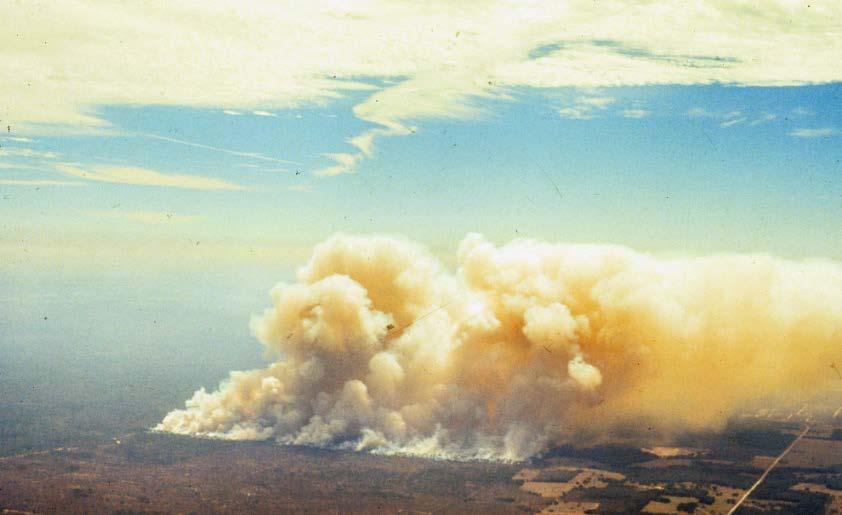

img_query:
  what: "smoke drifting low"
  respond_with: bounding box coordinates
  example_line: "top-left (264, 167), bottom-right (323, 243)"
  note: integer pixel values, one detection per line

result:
top-left (157, 234), bottom-right (842, 460)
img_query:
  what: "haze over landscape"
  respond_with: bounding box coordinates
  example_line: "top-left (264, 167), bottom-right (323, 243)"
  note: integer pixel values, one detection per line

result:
top-left (2, 1), bottom-right (842, 513)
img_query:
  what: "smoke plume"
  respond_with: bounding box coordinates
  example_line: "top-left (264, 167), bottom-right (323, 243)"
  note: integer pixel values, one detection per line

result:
top-left (157, 234), bottom-right (842, 460)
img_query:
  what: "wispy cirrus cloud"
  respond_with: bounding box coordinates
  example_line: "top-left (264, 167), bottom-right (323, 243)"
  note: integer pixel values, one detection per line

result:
top-left (576, 96), bottom-right (616, 109)
top-left (55, 164), bottom-right (244, 191)
top-left (314, 121), bottom-right (413, 176)
top-left (557, 96), bottom-right (651, 121)
top-left (556, 106), bottom-right (594, 120)
top-left (3, 1), bottom-right (841, 175)
top-left (0, 147), bottom-right (60, 159)
top-left (719, 116), bottom-right (747, 128)
top-left (689, 108), bottom-right (780, 129)
top-left (749, 113), bottom-right (777, 126)
top-left (790, 127), bottom-right (838, 138)
top-left (557, 95), bottom-right (616, 120)
top-left (316, 150), bottom-right (371, 177)
top-left (621, 108), bottom-right (650, 119)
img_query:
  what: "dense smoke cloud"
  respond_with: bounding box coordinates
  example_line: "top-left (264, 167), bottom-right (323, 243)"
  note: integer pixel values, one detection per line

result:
top-left (157, 234), bottom-right (842, 460)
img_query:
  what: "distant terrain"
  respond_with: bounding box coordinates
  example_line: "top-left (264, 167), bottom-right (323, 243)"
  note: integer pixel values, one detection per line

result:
top-left (1, 411), bottom-right (840, 514)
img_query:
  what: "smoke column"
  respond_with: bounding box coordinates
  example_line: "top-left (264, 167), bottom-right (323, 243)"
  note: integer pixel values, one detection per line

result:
top-left (157, 234), bottom-right (842, 460)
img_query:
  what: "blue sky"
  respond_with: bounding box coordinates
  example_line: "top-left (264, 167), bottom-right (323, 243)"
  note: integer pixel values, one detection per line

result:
top-left (1, 1), bottom-right (841, 275)
top-left (2, 83), bottom-right (840, 271)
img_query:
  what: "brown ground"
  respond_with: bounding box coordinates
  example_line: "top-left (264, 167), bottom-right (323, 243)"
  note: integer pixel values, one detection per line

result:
top-left (0, 433), bottom-right (530, 514)
top-left (780, 437), bottom-right (842, 469)
top-left (2, 420), bottom-right (841, 514)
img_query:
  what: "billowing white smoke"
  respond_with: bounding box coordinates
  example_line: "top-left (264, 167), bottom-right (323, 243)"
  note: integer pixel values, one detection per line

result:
top-left (157, 234), bottom-right (842, 460)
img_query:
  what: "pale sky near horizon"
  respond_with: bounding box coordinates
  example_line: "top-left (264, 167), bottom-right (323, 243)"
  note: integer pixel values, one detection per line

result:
top-left (2, 0), bottom-right (841, 277)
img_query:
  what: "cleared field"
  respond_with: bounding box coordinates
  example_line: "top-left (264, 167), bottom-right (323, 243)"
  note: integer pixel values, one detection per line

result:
top-left (780, 437), bottom-right (842, 469)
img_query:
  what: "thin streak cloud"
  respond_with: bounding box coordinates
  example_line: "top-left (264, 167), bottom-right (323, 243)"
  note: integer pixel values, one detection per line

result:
top-left (790, 127), bottom-right (838, 138)
top-left (139, 133), bottom-right (301, 166)
top-left (55, 164), bottom-right (244, 191)
top-left (720, 117), bottom-right (747, 128)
